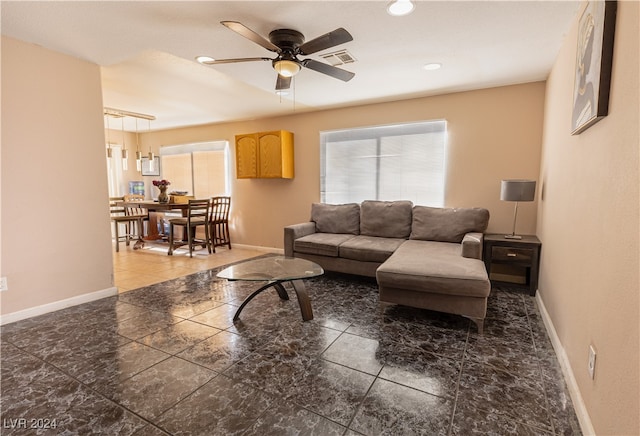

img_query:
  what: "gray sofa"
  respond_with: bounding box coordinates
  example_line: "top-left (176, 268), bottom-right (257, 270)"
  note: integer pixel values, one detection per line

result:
top-left (284, 201), bottom-right (491, 333)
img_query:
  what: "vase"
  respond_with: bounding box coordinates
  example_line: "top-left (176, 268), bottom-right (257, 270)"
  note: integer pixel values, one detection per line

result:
top-left (157, 186), bottom-right (169, 204)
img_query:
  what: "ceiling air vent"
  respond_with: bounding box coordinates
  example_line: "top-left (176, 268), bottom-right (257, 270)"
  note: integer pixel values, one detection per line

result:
top-left (320, 49), bottom-right (357, 66)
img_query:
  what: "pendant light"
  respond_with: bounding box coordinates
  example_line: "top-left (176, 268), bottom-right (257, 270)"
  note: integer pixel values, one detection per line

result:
top-left (105, 116), bottom-right (113, 170)
top-left (147, 119), bottom-right (155, 172)
top-left (135, 119), bottom-right (142, 172)
top-left (121, 118), bottom-right (128, 171)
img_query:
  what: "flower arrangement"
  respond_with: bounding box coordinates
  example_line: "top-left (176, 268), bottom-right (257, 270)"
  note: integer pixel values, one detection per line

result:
top-left (152, 179), bottom-right (171, 188)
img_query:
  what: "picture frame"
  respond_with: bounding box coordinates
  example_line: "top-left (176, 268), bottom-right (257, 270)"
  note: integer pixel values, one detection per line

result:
top-left (571, 0), bottom-right (617, 135)
top-left (141, 156), bottom-right (160, 176)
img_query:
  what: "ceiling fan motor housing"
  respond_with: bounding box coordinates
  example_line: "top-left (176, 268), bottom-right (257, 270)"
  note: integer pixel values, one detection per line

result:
top-left (268, 29), bottom-right (305, 50)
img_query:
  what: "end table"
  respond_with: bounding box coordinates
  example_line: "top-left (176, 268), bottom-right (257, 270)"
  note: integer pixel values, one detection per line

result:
top-left (483, 234), bottom-right (541, 296)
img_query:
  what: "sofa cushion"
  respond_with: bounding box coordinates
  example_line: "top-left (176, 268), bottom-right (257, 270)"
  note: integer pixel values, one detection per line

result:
top-left (294, 233), bottom-right (356, 257)
top-left (377, 240), bottom-right (490, 298)
top-left (311, 203), bottom-right (360, 235)
top-left (360, 200), bottom-right (413, 238)
top-left (410, 206), bottom-right (490, 243)
top-left (339, 236), bottom-right (406, 263)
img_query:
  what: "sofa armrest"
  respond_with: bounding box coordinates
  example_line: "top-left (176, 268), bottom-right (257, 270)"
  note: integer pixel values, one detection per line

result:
top-left (284, 222), bottom-right (317, 257)
top-left (461, 232), bottom-right (484, 260)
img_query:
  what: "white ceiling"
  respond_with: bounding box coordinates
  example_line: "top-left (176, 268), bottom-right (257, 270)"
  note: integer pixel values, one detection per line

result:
top-left (1, 1), bottom-right (581, 131)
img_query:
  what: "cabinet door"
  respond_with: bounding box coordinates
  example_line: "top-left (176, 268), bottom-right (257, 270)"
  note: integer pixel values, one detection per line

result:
top-left (258, 132), bottom-right (283, 178)
top-left (236, 134), bottom-right (258, 178)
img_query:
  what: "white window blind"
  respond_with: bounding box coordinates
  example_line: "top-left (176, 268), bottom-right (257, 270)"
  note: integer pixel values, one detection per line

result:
top-left (159, 141), bottom-right (229, 198)
top-left (321, 121), bottom-right (446, 206)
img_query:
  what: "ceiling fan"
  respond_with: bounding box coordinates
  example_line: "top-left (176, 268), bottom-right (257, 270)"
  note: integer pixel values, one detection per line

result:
top-left (196, 21), bottom-right (355, 91)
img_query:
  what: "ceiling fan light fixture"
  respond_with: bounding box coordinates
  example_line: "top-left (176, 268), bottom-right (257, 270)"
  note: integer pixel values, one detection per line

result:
top-left (387, 0), bottom-right (414, 16)
top-left (274, 60), bottom-right (301, 77)
top-left (196, 56), bottom-right (215, 64)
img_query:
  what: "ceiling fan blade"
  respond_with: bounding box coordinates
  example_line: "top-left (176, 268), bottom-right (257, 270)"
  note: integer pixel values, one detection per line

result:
top-left (302, 59), bottom-right (355, 82)
top-left (221, 21), bottom-right (280, 52)
top-left (276, 75), bottom-right (292, 91)
top-left (199, 57), bottom-right (271, 65)
top-left (298, 28), bottom-right (353, 55)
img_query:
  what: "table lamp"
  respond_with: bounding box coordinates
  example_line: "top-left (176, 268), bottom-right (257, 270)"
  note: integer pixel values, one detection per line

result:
top-left (500, 179), bottom-right (536, 239)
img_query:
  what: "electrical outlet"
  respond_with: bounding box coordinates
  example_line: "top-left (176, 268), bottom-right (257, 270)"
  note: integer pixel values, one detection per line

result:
top-left (588, 345), bottom-right (597, 379)
top-left (0, 277), bottom-right (7, 292)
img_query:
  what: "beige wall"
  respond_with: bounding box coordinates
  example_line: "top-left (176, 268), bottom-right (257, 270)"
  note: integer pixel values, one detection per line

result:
top-left (144, 82), bottom-right (545, 249)
top-left (538, 2), bottom-right (639, 434)
top-left (1, 37), bottom-right (114, 317)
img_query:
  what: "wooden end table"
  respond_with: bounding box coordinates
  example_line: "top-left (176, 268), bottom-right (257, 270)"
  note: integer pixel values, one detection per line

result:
top-left (483, 234), bottom-right (541, 296)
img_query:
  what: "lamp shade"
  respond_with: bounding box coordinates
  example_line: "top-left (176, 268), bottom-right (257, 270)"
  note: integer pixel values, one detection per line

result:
top-left (274, 60), bottom-right (301, 77)
top-left (500, 180), bottom-right (536, 202)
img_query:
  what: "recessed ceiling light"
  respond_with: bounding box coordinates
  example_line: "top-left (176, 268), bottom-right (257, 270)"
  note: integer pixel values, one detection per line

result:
top-left (387, 0), bottom-right (414, 16)
top-left (423, 63), bottom-right (442, 71)
top-left (196, 56), bottom-right (215, 64)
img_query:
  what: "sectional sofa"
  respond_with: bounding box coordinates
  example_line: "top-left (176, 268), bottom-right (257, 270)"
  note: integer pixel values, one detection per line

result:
top-left (284, 201), bottom-right (491, 332)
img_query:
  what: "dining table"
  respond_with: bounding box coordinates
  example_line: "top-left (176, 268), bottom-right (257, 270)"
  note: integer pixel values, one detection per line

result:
top-left (117, 200), bottom-right (190, 241)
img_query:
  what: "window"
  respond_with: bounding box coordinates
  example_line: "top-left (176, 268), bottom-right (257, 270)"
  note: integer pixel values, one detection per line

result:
top-left (160, 141), bottom-right (230, 197)
top-left (320, 120), bottom-right (446, 206)
top-left (107, 145), bottom-right (125, 196)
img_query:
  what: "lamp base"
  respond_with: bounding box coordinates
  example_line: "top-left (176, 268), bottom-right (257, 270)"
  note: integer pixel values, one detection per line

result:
top-left (504, 234), bottom-right (523, 240)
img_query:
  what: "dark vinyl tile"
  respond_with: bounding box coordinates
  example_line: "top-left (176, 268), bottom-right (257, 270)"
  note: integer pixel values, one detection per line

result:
top-left (0, 352), bottom-right (144, 434)
top-left (321, 332), bottom-right (383, 375)
top-left (154, 375), bottom-right (272, 436)
top-left (116, 311), bottom-right (182, 341)
top-left (73, 342), bottom-right (171, 396)
top-left (451, 402), bottom-right (553, 435)
top-left (285, 358), bottom-right (376, 427)
top-left (376, 346), bottom-right (462, 399)
top-left (112, 357), bottom-right (216, 421)
top-left (136, 319), bottom-right (222, 355)
top-left (261, 323), bottom-right (342, 359)
top-left (188, 303), bottom-right (238, 329)
top-left (177, 330), bottom-right (259, 372)
top-left (350, 378), bottom-right (453, 436)
top-left (1, 259), bottom-right (581, 436)
top-left (464, 331), bottom-right (540, 378)
top-left (457, 359), bottom-right (553, 432)
top-left (222, 349), bottom-right (314, 399)
top-left (45, 392), bottom-right (147, 436)
top-left (243, 401), bottom-right (347, 435)
top-left (132, 424), bottom-right (171, 436)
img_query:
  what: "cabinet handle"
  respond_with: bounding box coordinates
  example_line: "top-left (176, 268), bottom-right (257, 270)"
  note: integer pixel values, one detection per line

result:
top-left (507, 253), bottom-right (517, 257)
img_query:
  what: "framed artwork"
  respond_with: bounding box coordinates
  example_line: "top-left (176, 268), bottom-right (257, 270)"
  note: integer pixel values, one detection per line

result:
top-left (141, 156), bottom-right (160, 176)
top-left (571, 0), bottom-right (617, 135)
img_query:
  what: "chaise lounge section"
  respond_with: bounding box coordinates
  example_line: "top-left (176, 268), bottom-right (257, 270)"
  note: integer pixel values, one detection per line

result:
top-left (284, 201), bottom-right (491, 332)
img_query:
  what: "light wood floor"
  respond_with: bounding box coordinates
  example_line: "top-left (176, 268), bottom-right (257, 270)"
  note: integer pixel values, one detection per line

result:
top-left (112, 241), bottom-right (266, 293)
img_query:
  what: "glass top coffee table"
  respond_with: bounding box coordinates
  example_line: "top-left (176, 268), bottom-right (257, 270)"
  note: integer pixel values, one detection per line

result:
top-left (217, 256), bottom-right (324, 322)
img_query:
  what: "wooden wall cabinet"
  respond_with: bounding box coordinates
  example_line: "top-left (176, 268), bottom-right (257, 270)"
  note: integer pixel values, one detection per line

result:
top-left (235, 130), bottom-right (294, 179)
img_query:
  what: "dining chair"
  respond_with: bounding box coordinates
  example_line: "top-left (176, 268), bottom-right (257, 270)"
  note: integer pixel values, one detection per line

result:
top-left (123, 194), bottom-right (149, 238)
top-left (109, 196), bottom-right (145, 252)
top-left (167, 199), bottom-right (211, 257)
top-left (208, 196), bottom-right (232, 253)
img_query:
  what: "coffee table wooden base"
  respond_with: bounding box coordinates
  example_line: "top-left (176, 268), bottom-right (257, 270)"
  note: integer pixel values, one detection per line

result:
top-left (233, 279), bottom-right (313, 322)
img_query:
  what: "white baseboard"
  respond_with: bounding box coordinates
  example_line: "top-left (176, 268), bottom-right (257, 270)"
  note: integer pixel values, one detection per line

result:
top-left (536, 292), bottom-right (596, 436)
top-left (0, 287), bottom-right (118, 326)
top-left (232, 243), bottom-right (283, 255)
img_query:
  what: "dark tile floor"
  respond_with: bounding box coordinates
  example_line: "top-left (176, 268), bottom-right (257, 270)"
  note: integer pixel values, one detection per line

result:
top-left (1, 258), bottom-right (581, 435)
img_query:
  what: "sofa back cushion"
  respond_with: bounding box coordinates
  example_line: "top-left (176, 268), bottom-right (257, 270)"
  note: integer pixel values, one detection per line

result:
top-left (360, 200), bottom-right (413, 238)
top-left (410, 206), bottom-right (490, 243)
top-left (311, 203), bottom-right (360, 234)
